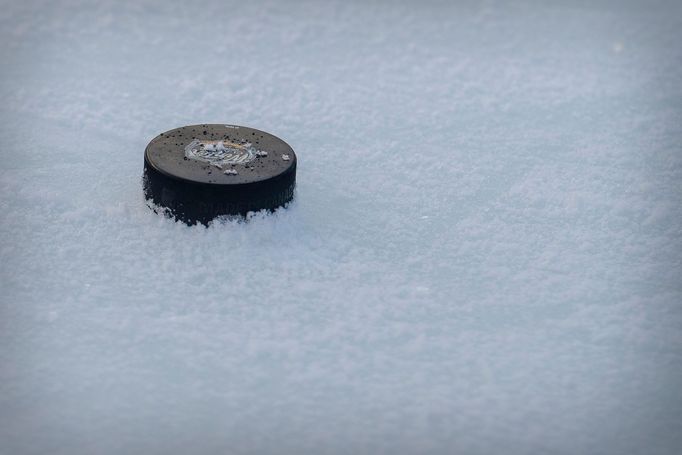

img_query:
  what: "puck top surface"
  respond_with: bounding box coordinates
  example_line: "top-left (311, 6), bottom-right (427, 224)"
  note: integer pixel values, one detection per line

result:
top-left (145, 124), bottom-right (296, 185)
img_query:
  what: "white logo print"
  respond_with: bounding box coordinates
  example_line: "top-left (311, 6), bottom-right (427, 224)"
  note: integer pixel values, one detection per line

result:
top-left (185, 139), bottom-right (257, 166)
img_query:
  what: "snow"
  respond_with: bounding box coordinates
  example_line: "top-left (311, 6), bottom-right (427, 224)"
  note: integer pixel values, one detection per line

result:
top-left (1, 0), bottom-right (681, 454)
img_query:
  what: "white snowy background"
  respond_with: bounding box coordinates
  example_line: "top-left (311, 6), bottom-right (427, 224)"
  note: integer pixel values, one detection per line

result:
top-left (1, 0), bottom-right (681, 453)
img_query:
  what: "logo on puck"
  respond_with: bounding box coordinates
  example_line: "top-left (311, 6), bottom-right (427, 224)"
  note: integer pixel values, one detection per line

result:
top-left (185, 139), bottom-right (257, 165)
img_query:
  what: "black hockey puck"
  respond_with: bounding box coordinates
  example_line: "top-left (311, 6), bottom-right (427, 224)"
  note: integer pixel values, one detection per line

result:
top-left (143, 124), bottom-right (296, 225)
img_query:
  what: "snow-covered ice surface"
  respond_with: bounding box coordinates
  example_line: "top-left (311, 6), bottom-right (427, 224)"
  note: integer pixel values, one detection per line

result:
top-left (1, 0), bottom-right (681, 453)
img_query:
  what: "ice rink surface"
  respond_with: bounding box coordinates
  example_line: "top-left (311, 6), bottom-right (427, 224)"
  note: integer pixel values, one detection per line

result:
top-left (1, 0), bottom-right (681, 453)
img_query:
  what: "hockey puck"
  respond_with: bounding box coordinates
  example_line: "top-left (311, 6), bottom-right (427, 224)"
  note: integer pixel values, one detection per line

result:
top-left (143, 124), bottom-right (296, 225)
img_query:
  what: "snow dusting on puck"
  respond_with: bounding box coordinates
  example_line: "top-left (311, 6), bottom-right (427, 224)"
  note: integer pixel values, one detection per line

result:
top-left (143, 124), bottom-right (297, 225)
